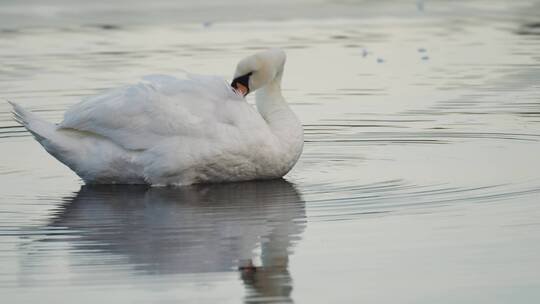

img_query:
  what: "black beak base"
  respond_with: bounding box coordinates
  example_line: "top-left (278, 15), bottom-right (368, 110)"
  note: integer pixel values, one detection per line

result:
top-left (231, 72), bottom-right (253, 95)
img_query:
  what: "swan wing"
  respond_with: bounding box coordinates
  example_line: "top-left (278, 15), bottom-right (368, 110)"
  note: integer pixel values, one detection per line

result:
top-left (59, 73), bottom-right (262, 150)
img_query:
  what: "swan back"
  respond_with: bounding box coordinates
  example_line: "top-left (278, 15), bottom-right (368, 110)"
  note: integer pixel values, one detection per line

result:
top-left (59, 73), bottom-right (247, 151)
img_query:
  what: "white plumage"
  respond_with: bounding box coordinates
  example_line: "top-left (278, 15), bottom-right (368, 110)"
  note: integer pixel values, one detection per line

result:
top-left (10, 49), bottom-right (304, 186)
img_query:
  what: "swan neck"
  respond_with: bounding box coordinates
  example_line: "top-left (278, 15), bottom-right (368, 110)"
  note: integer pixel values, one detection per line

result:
top-left (255, 73), bottom-right (302, 144)
top-left (255, 73), bottom-right (285, 117)
top-left (254, 73), bottom-right (304, 174)
top-left (256, 74), bottom-right (283, 103)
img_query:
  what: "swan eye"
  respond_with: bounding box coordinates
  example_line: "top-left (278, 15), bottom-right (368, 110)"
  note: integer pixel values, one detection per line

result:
top-left (231, 72), bottom-right (253, 95)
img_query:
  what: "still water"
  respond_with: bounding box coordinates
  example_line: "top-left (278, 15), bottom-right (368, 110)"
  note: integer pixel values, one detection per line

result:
top-left (1, 0), bottom-right (540, 303)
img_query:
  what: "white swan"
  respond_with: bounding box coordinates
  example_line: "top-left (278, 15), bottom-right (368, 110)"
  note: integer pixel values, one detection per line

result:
top-left (10, 48), bottom-right (304, 186)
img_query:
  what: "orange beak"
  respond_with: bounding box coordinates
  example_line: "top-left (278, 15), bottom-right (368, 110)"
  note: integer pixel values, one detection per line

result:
top-left (233, 82), bottom-right (249, 97)
top-left (231, 72), bottom-right (252, 97)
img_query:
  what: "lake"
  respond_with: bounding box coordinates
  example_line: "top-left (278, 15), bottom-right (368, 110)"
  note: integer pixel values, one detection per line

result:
top-left (1, 0), bottom-right (540, 303)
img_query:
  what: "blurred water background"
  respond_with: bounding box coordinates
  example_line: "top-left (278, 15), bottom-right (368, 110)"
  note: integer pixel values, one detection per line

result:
top-left (1, 0), bottom-right (540, 303)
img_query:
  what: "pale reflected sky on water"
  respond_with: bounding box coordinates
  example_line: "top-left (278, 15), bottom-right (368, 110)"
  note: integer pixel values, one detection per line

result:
top-left (1, 0), bottom-right (540, 303)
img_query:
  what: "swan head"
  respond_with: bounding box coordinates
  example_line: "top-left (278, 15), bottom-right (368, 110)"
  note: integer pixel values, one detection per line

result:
top-left (231, 48), bottom-right (286, 96)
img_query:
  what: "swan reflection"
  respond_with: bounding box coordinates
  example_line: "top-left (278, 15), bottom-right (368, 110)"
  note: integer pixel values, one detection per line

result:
top-left (48, 179), bottom-right (306, 302)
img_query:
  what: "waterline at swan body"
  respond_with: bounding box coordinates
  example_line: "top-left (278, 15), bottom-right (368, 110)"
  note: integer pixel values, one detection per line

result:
top-left (10, 49), bottom-right (304, 186)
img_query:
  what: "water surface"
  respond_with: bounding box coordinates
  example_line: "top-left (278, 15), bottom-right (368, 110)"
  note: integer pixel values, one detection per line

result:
top-left (1, 0), bottom-right (540, 303)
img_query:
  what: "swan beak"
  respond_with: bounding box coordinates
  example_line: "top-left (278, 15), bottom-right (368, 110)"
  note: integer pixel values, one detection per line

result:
top-left (233, 83), bottom-right (249, 96)
top-left (231, 72), bottom-right (252, 97)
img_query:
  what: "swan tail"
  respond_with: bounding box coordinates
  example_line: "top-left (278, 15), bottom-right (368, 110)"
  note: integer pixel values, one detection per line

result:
top-left (9, 101), bottom-right (91, 178)
top-left (9, 101), bottom-right (146, 184)
top-left (9, 101), bottom-right (58, 145)
top-left (8, 101), bottom-right (77, 167)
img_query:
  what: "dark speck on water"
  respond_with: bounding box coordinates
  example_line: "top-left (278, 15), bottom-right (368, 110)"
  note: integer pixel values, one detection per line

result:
top-left (362, 48), bottom-right (369, 57)
top-left (1, 0), bottom-right (540, 303)
top-left (98, 24), bottom-right (120, 30)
